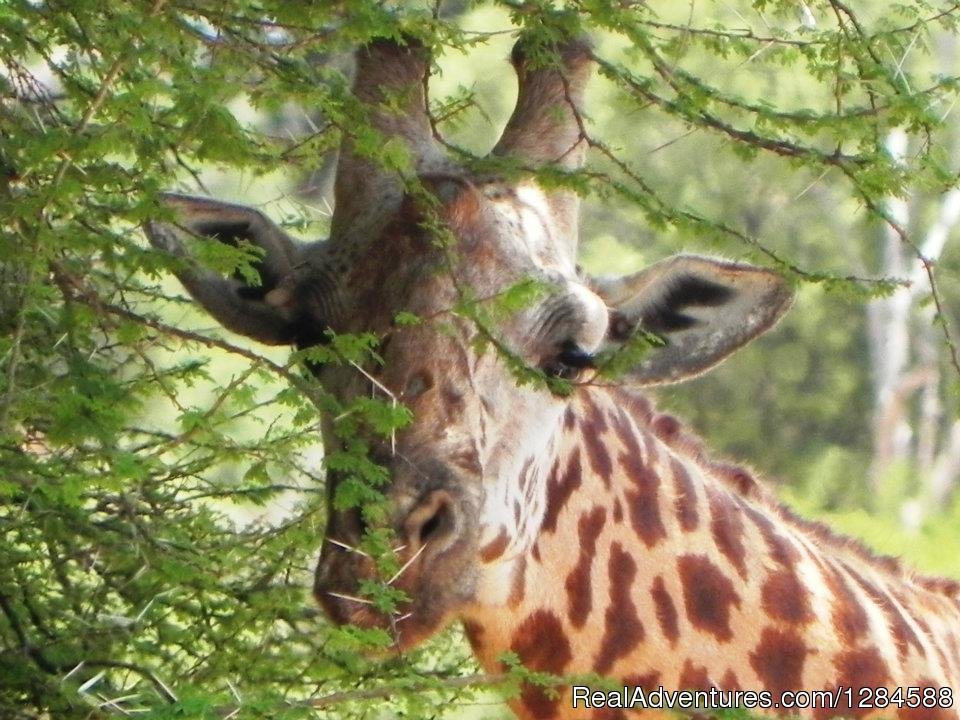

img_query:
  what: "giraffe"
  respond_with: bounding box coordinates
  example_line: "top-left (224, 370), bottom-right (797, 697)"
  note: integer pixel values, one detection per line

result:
top-left (147, 32), bottom-right (960, 720)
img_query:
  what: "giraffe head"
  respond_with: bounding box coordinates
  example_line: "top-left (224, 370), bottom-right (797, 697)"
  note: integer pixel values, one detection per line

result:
top-left (147, 34), bottom-right (792, 649)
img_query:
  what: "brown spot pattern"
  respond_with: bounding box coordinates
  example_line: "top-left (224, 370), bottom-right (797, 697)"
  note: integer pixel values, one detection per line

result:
top-left (902, 679), bottom-right (954, 720)
top-left (595, 542), bottom-right (644, 673)
top-left (651, 414), bottom-right (681, 442)
top-left (678, 554), bottom-right (741, 641)
top-left (613, 408), bottom-right (644, 460)
top-left (592, 709), bottom-right (626, 720)
top-left (761, 568), bottom-right (813, 625)
top-left (595, 672), bottom-right (659, 720)
top-left (624, 671), bottom-right (661, 690)
top-left (834, 647), bottom-right (891, 718)
top-left (678, 659), bottom-right (712, 691)
top-left (745, 506), bottom-right (801, 566)
top-left (749, 627), bottom-right (809, 700)
top-left (541, 448), bottom-right (582, 533)
top-left (672, 458), bottom-right (699, 532)
top-left (650, 575), bottom-right (679, 645)
top-left (721, 670), bottom-right (741, 691)
top-left (565, 507), bottom-right (606, 628)
top-left (509, 555), bottom-right (527, 607)
top-left (711, 462), bottom-right (757, 496)
top-left (479, 527), bottom-right (509, 562)
top-left (849, 568), bottom-right (926, 662)
top-left (619, 391), bottom-right (653, 422)
top-left (582, 394), bottom-right (609, 435)
top-left (590, 707), bottom-right (627, 720)
top-left (707, 486), bottom-right (748, 579)
top-left (590, 672), bottom-right (660, 720)
top-left (621, 451), bottom-right (667, 548)
top-left (822, 563), bottom-right (870, 643)
top-left (582, 425), bottom-right (613, 485)
top-left (509, 609), bottom-right (572, 719)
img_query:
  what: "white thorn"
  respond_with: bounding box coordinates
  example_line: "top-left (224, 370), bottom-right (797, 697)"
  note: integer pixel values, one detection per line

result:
top-left (388, 542), bottom-right (428, 586)
top-left (326, 591), bottom-right (374, 605)
top-left (327, 538), bottom-right (370, 558)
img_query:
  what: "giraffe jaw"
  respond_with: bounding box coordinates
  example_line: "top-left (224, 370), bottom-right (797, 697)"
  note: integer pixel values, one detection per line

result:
top-left (313, 493), bottom-right (481, 652)
top-left (314, 559), bottom-right (477, 653)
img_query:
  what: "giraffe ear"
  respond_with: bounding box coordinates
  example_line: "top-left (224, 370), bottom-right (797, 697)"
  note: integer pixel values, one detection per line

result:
top-left (146, 194), bottom-right (325, 345)
top-left (590, 255), bottom-right (793, 386)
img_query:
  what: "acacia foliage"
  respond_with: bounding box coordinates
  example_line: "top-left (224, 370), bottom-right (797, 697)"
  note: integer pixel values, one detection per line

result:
top-left (2, 1), bottom-right (960, 718)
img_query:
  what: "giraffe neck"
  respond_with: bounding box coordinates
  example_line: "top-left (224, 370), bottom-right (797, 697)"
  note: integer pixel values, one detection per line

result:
top-left (460, 386), bottom-right (960, 720)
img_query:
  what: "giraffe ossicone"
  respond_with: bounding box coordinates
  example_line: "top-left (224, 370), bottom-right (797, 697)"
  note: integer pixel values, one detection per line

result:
top-left (148, 32), bottom-right (960, 720)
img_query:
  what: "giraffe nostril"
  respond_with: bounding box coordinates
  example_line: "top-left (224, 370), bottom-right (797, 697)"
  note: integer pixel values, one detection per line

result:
top-left (404, 489), bottom-right (459, 553)
top-left (419, 511), bottom-right (443, 543)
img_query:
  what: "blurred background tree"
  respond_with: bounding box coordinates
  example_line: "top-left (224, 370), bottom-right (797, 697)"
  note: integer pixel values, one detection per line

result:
top-left (2, 0), bottom-right (960, 718)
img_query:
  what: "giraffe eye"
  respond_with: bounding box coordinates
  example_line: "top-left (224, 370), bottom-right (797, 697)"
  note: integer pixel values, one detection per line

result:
top-left (543, 340), bottom-right (595, 380)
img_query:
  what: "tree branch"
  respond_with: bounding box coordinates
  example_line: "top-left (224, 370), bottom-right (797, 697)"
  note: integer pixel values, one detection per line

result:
top-left (300, 673), bottom-right (508, 710)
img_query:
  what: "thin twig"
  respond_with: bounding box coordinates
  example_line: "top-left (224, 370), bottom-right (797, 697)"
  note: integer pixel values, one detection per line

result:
top-left (302, 673), bottom-right (507, 709)
top-left (835, 164), bottom-right (960, 381)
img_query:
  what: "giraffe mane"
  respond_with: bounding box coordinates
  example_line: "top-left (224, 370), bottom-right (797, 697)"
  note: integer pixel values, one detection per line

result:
top-left (609, 384), bottom-right (960, 599)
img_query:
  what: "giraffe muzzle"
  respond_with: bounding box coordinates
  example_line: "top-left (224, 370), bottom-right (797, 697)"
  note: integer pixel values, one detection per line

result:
top-left (314, 475), bottom-right (480, 645)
